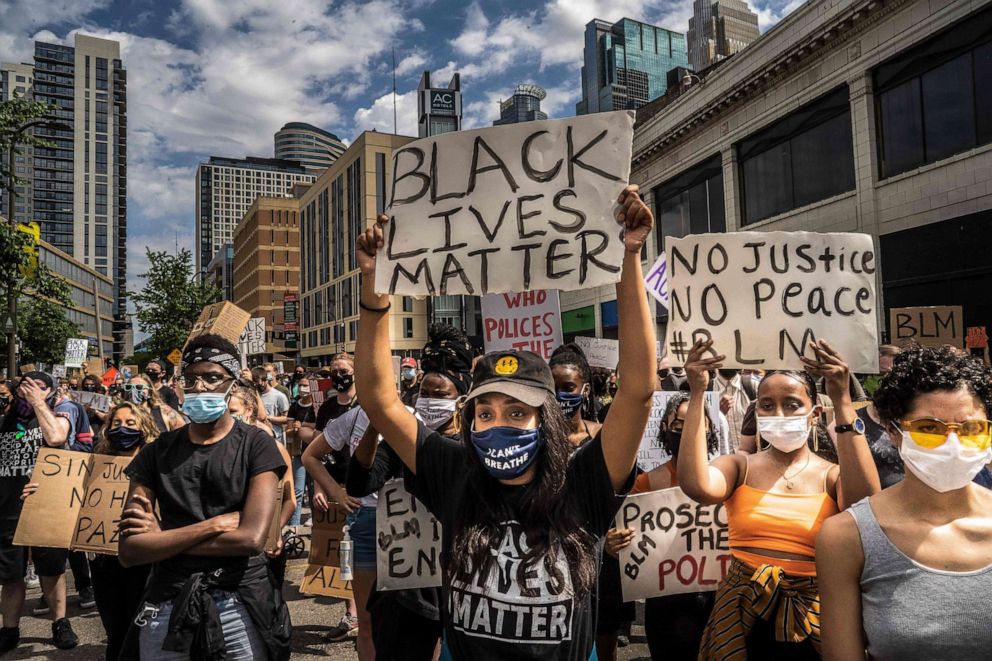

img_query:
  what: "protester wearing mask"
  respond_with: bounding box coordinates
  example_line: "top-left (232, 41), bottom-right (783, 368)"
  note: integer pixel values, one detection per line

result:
top-left (0, 372), bottom-right (86, 652)
top-left (0, 381), bottom-right (13, 428)
top-left (124, 375), bottom-right (184, 433)
top-left (78, 374), bottom-right (109, 432)
top-left (550, 344), bottom-right (602, 448)
top-left (678, 339), bottom-right (880, 659)
top-left (117, 334), bottom-right (290, 660)
top-left (818, 346), bottom-right (992, 660)
top-left (285, 379), bottom-right (317, 530)
top-left (252, 367), bottom-right (290, 444)
top-left (713, 369), bottom-right (753, 451)
top-left (399, 357), bottom-right (419, 406)
top-left (353, 185), bottom-right (657, 659)
top-left (20, 402), bottom-right (158, 660)
top-left (290, 366), bottom-right (306, 400)
top-left (263, 363), bottom-right (292, 401)
top-left (145, 359), bottom-right (180, 411)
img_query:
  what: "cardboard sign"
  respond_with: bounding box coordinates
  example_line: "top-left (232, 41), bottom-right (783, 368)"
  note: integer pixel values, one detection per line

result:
top-left (375, 111), bottom-right (635, 296)
top-left (239, 317), bottom-right (267, 356)
top-left (889, 306), bottom-right (964, 349)
top-left (84, 358), bottom-right (103, 375)
top-left (645, 252), bottom-right (669, 307)
top-left (574, 336), bottom-right (619, 369)
top-left (18, 364), bottom-right (36, 375)
top-left (615, 488), bottom-right (731, 601)
top-left (376, 479), bottom-right (442, 591)
top-left (64, 338), bottom-right (89, 368)
top-left (967, 326), bottom-right (989, 350)
top-left (666, 232), bottom-right (879, 372)
top-left (13, 449), bottom-right (132, 555)
top-left (481, 290), bottom-right (563, 360)
top-left (186, 301), bottom-right (252, 347)
top-left (300, 504), bottom-right (353, 598)
top-left (638, 392), bottom-right (723, 471)
top-left (71, 390), bottom-right (112, 413)
top-left (264, 482), bottom-right (285, 553)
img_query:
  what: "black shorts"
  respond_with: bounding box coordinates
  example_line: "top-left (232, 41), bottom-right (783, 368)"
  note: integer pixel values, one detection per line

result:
top-left (0, 532), bottom-right (67, 583)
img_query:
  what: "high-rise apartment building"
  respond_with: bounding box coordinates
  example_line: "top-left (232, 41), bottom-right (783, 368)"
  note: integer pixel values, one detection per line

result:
top-left (687, 0), bottom-right (760, 71)
top-left (195, 156), bottom-right (314, 273)
top-left (417, 70), bottom-right (462, 137)
top-left (576, 18), bottom-right (689, 115)
top-left (274, 122), bottom-right (346, 175)
top-left (493, 84), bottom-right (548, 125)
top-left (0, 34), bottom-right (128, 363)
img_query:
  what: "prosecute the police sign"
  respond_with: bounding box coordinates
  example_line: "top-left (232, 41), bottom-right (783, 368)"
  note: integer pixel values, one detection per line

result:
top-left (375, 111), bottom-right (635, 296)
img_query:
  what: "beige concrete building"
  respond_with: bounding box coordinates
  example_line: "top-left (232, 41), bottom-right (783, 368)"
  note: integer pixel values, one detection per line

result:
top-left (298, 131), bottom-right (427, 364)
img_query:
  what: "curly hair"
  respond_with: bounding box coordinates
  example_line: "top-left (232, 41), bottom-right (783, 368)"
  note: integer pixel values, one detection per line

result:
top-left (550, 344), bottom-right (596, 420)
top-left (873, 345), bottom-right (992, 423)
top-left (94, 402), bottom-right (159, 455)
top-left (657, 392), bottom-right (720, 456)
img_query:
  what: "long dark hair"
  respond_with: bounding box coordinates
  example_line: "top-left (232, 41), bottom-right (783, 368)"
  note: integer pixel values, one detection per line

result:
top-left (757, 370), bottom-right (836, 462)
top-left (450, 393), bottom-right (599, 598)
top-left (550, 343), bottom-right (596, 421)
top-left (658, 392), bottom-right (720, 456)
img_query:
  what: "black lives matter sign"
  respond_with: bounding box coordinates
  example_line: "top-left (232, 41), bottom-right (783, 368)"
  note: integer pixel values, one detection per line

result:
top-left (666, 232), bottom-right (879, 372)
top-left (375, 111), bottom-right (635, 297)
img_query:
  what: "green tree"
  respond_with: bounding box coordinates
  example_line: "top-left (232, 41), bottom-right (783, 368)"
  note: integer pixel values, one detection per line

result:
top-left (16, 266), bottom-right (78, 364)
top-left (129, 248), bottom-right (221, 359)
top-left (1, 97), bottom-right (58, 192)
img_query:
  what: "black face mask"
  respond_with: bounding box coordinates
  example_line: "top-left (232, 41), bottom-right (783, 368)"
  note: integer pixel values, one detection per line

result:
top-left (331, 373), bottom-right (354, 392)
top-left (718, 369), bottom-right (738, 380)
top-left (0, 395), bottom-right (10, 410)
top-left (145, 371), bottom-right (162, 382)
top-left (664, 430), bottom-right (683, 456)
top-left (82, 383), bottom-right (98, 392)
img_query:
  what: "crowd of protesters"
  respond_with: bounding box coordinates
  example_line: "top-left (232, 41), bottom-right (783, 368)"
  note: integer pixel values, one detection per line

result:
top-left (0, 186), bottom-right (988, 660)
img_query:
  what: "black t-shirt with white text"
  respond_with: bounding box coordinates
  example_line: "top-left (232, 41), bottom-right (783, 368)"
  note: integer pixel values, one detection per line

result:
top-left (410, 423), bottom-right (632, 661)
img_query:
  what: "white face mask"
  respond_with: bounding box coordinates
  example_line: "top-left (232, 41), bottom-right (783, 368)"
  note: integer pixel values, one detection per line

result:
top-left (415, 397), bottom-right (458, 430)
top-left (757, 414), bottom-right (811, 452)
top-left (899, 431), bottom-right (991, 493)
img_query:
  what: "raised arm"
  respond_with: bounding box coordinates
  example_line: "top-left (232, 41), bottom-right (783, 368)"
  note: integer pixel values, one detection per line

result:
top-left (676, 340), bottom-right (743, 504)
top-left (354, 214), bottom-right (420, 473)
top-left (599, 185), bottom-right (658, 490)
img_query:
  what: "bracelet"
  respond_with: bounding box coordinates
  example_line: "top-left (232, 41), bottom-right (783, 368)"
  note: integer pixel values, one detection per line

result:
top-left (359, 300), bottom-right (391, 313)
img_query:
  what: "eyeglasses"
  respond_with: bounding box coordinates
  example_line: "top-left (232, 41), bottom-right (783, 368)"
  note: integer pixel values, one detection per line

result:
top-left (899, 418), bottom-right (992, 451)
top-left (179, 374), bottom-right (233, 392)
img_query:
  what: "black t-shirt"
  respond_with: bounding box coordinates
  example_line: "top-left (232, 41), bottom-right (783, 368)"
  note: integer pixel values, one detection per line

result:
top-left (410, 423), bottom-right (632, 661)
top-left (156, 383), bottom-right (180, 411)
top-left (0, 417), bottom-right (45, 533)
top-left (315, 396), bottom-right (357, 432)
top-left (125, 420), bottom-right (286, 575)
top-left (287, 401), bottom-right (316, 425)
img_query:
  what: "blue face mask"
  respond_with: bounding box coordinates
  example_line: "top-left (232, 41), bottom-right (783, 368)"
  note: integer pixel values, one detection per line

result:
top-left (106, 426), bottom-right (144, 451)
top-left (556, 391), bottom-right (584, 419)
top-left (470, 425), bottom-right (544, 480)
top-left (182, 392), bottom-right (229, 423)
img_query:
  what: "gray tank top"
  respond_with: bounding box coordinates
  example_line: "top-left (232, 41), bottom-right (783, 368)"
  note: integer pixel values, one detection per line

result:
top-left (849, 499), bottom-right (992, 660)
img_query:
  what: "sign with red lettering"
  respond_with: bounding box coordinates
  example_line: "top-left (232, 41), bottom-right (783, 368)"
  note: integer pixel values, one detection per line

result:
top-left (966, 326), bottom-right (988, 350)
top-left (481, 290), bottom-right (563, 360)
top-left (615, 487), bottom-right (731, 601)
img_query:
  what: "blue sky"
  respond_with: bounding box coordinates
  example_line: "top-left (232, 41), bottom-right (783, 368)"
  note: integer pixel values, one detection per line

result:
top-left (0, 0), bottom-right (802, 294)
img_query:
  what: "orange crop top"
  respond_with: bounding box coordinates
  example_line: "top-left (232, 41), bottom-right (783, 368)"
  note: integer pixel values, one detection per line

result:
top-left (632, 461), bottom-right (678, 494)
top-left (725, 457), bottom-right (838, 576)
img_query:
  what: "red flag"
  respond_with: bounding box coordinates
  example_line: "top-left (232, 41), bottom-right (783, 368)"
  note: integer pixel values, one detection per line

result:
top-left (101, 366), bottom-right (119, 388)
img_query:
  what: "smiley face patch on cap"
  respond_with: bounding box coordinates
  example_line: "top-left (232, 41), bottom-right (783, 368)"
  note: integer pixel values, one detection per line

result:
top-left (494, 356), bottom-right (519, 375)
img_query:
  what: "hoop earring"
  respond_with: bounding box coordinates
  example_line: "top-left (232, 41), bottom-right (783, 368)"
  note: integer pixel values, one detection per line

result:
top-left (813, 427), bottom-right (819, 453)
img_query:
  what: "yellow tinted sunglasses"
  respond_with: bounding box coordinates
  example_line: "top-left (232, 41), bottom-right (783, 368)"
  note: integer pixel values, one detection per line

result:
top-left (899, 418), bottom-right (992, 451)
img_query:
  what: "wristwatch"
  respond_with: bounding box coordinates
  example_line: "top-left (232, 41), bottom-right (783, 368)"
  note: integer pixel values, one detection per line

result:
top-left (835, 418), bottom-right (866, 435)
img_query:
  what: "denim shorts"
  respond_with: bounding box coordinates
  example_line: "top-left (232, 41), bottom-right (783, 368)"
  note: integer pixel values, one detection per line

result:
top-left (346, 506), bottom-right (377, 571)
top-left (138, 591), bottom-right (264, 660)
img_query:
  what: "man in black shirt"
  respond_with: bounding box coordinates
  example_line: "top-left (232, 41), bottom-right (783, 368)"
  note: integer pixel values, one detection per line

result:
top-left (144, 359), bottom-right (180, 411)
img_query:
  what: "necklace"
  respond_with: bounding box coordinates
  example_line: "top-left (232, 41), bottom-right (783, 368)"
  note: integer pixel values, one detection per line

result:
top-left (782, 451), bottom-right (811, 490)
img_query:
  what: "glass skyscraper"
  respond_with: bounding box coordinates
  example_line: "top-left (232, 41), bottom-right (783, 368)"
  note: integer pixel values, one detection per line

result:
top-left (576, 17), bottom-right (690, 115)
top-left (493, 84), bottom-right (548, 125)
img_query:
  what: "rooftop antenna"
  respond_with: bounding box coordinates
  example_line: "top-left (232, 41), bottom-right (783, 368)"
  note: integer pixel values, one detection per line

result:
top-left (392, 48), bottom-right (398, 134)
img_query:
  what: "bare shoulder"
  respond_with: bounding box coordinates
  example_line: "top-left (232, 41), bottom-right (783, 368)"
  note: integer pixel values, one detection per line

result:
top-left (817, 508), bottom-right (865, 571)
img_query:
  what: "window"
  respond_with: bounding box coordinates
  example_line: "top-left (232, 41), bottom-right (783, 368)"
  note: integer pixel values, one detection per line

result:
top-left (653, 154), bottom-right (725, 253)
top-left (738, 86), bottom-right (854, 224)
top-left (874, 7), bottom-right (992, 178)
top-left (402, 296), bottom-right (413, 313)
top-left (375, 152), bottom-right (387, 214)
top-left (403, 318), bottom-right (414, 338)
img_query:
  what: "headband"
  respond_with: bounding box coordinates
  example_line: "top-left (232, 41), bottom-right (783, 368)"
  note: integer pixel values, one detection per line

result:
top-left (180, 346), bottom-right (241, 379)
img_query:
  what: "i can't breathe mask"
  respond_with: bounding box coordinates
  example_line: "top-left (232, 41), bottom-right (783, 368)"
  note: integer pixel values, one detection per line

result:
top-left (470, 425), bottom-right (544, 480)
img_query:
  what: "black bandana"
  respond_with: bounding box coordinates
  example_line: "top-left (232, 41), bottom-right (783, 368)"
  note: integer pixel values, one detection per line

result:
top-left (180, 345), bottom-right (241, 379)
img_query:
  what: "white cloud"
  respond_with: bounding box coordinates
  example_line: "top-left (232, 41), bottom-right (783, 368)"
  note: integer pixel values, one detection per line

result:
top-left (353, 90), bottom-right (419, 137)
top-left (395, 52), bottom-right (428, 77)
top-left (0, 0), bottom-right (109, 61)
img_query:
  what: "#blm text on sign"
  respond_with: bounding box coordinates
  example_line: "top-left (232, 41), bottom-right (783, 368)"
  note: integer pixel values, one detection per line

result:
top-left (481, 290), bottom-right (563, 360)
top-left (889, 306), bottom-right (964, 349)
top-left (616, 488), bottom-right (731, 601)
top-left (665, 232), bottom-right (879, 372)
top-left (300, 503), bottom-right (353, 599)
top-left (376, 479), bottom-right (442, 591)
top-left (13, 449), bottom-right (131, 555)
top-left (375, 111), bottom-right (635, 297)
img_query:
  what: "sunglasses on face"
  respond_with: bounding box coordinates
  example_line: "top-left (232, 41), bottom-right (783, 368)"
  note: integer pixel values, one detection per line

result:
top-left (899, 418), bottom-right (992, 451)
top-left (121, 384), bottom-right (147, 393)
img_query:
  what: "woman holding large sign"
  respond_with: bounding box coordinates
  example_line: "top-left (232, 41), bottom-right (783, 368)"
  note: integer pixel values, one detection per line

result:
top-left (818, 346), bottom-right (992, 660)
top-left (353, 186), bottom-right (656, 660)
top-left (677, 338), bottom-right (880, 659)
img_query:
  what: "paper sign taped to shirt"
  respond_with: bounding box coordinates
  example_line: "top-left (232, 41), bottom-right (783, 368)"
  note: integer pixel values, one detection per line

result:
top-left (376, 479), bottom-right (442, 591)
top-left (574, 336), bottom-right (619, 369)
top-left (300, 503), bottom-right (353, 599)
top-left (13, 449), bottom-right (132, 555)
top-left (638, 392), bottom-right (723, 471)
top-left (615, 488), bottom-right (731, 601)
top-left (481, 290), bottom-right (563, 360)
top-left (666, 232), bottom-right (879, 372)
top-left (375, 111), bottom-right (635, 296)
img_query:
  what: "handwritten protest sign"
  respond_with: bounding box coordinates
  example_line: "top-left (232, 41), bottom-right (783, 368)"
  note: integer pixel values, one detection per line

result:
top-left (264, 481), bottom-right (285, 553)
top-left (52, 364), bottom-right (67, 379)
top-left (375, 111), bottom-right (635, 296)
top-left (71, 389), bottom-right (112, 413)
top-left (574, 336), bottom-right (619, 369)
top-left (967, 326), bottom-right (989, 350)
top-left (615, 488), bottom-right (731, 601)
top-left (889, 306), bottom-right (963, 349)
top-left (638, 392), bottom-right (724, 471)
top-left (666, 232), bottom-right (879, 372)
top-left (13, 449), bottom-right (131, 555)
top-left (239, 317), bottom-right (267, 356)
top-left (645, 252), bottom-right (669, 307)
top-left (64, 338), bottom-right (89, 368)
top-left (481, 290), bottom-right (563, 360)
top-left (376, 479), bottom-right (442, 591)
top-left (300, 503), bottom-right (353, 599)
top-left (186, 301), bottom-right (251, 348)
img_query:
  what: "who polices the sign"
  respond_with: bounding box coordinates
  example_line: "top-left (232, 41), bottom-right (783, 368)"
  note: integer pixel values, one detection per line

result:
top-left (481, 290), bottom-right (563, 360)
